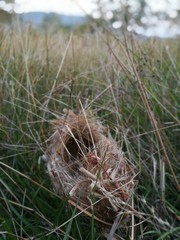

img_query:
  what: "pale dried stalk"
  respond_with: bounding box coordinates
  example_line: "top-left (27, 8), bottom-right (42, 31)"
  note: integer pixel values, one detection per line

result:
top-left (107, 36), bottom-right (179, 192)
top-left (123, 36), bottom-right (180, 192)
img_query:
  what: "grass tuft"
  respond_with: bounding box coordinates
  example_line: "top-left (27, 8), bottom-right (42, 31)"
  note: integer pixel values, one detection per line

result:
top-left (0, 25), bottom-right (180, 239)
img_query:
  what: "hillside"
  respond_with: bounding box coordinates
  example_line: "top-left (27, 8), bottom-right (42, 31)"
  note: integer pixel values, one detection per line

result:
top-left (17, 12), bottom-right (86, 27)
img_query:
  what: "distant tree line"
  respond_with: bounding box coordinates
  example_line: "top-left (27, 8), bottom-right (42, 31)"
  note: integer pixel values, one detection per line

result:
top-left (92, 0), bottom-right (180, 32)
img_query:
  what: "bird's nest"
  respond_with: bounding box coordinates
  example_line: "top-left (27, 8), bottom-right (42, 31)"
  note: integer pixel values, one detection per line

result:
top-left (46, 109), bottom-right (136, 226)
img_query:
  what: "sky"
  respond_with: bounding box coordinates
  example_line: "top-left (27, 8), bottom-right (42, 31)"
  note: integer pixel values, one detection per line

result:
top-left (0, 0), bottom-right (96, 15)
top-left (0, 0), bottom-right (179, 16)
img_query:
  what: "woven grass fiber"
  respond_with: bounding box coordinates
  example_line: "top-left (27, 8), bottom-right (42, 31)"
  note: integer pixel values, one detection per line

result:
top-left (46, 109), bottom-right (136, 225)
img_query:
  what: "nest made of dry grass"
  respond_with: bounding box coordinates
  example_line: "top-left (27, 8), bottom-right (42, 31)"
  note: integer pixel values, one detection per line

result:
top-left (46, 109), bottom-right (136, 225)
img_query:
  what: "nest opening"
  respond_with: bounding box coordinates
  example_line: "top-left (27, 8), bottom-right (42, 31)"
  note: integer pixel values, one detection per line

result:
top-left (64, 133), bottom-right (94, 163)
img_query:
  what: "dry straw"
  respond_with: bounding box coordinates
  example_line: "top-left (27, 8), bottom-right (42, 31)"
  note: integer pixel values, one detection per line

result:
top-left (46, 109), bottom-right (136, 225)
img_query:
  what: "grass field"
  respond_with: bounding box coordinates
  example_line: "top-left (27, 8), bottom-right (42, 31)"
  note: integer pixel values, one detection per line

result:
top-left (0, 24), bottom-right (180, 239)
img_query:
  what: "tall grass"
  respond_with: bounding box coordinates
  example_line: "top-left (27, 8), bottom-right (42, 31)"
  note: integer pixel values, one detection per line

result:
top-left (0, 24), bottom-right (180, 239)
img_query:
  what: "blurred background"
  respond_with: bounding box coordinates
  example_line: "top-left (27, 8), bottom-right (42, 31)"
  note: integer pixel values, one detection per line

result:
top-left (0, 0), bottom-right (180, 37)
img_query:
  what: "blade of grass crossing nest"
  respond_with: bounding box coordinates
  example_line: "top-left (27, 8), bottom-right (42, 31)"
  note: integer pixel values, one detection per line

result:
top-left (68, 200), bottom-right (112, 227)
top-left (79, 100), bottom-right (97, 155)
